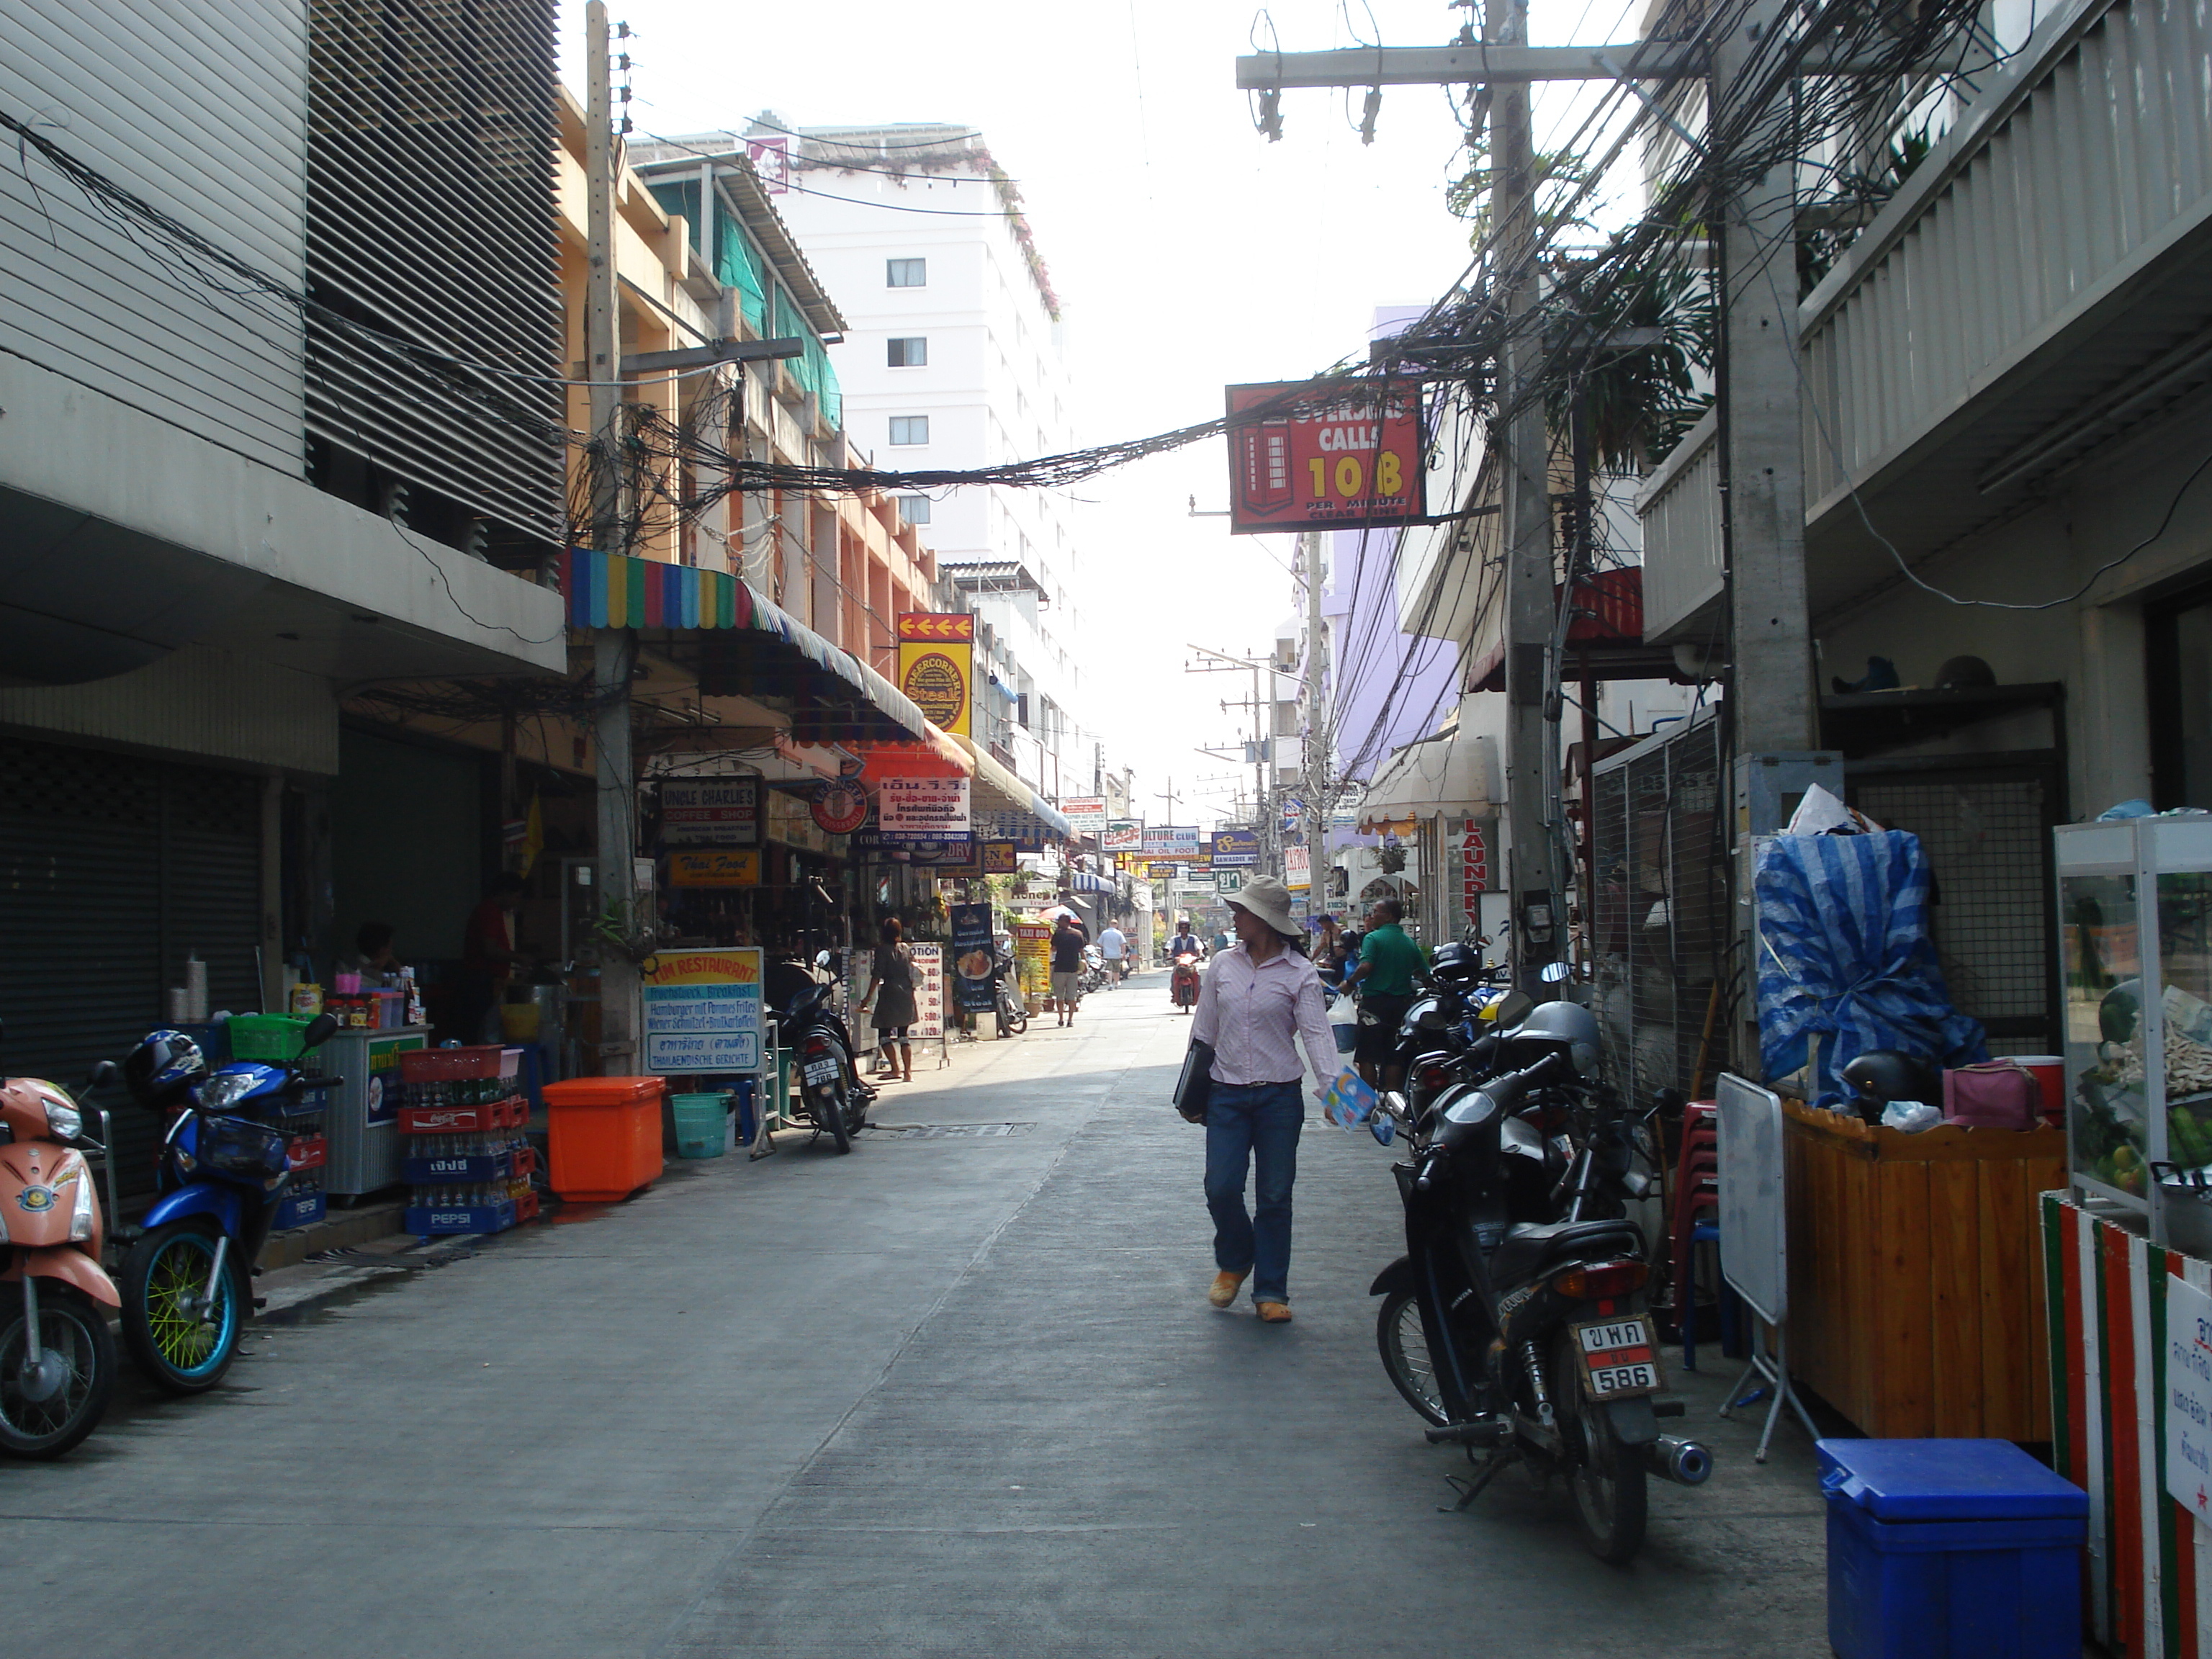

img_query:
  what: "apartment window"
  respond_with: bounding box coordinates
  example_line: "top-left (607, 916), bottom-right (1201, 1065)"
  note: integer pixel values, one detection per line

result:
top-left (886, 258), bottom-right (927, 287)
top-left (896, 494), bottom-right (932, 525)
top-left (889, 415), bottom-right (930, 446)
top-left (887, 336), bottom-right (927, 367)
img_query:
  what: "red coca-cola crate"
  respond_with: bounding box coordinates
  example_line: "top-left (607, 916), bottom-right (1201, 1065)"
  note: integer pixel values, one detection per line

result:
top-left (285, 1133), bottom-right (328, 1171)
top-left (397, 1045), bottom-right (521, 1084)
top-left (400, 1101), bottom-right (501, 1135)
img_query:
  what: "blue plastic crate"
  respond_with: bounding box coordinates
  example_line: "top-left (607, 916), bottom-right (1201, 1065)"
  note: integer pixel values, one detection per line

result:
top-left (1818, 1439), bottom-right (2087, 1659)
top-left (400, 1151), bottom-right (520, 1184)
top-left (405, 1198), bottom-right (515, 1238)
top-left (271, 1190), bottom-right (325, 1231)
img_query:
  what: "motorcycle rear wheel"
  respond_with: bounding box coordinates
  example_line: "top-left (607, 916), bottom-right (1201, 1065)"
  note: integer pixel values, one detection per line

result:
top-left (1550, 1329), bottom-right (1647, 1564)
top-left (0, 1290), bottom-right (114, 1459)
top-left (122, 1220), bottom-right (245, 1394)
top-left (1375, 1289), bottom-right (1449, 1426)
top-left (815, 1085), bottom-right (853, 1154)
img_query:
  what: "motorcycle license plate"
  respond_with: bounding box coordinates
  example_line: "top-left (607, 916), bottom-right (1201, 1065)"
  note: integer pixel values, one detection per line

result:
top-left (803, 1058), bottom-right (840, 1087)
top-left (1573, 1316), bottom-right (1663, 1400)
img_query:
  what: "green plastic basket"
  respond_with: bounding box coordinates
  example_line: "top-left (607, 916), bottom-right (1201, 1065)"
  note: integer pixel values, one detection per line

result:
top-left (228, 1014), bottom-right (325, 1063)
top-left (670, 1092), bottom-right (729, 1159)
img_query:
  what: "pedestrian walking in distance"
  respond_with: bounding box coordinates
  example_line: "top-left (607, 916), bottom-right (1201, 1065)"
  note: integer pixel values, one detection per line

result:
top-left (1050, 912), bottom-right (1089, 1027)
top-left (1190, 875), bottom-right (1351, 1324)
top-left (859, 917), bottom-right (919, 1084)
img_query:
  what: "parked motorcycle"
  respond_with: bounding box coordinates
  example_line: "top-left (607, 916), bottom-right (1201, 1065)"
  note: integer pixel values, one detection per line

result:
top-left (0, 1032), bottom-right (122, 1458)
top-left (990, 945), bottom-right (1030, 1036)
top-left (771, 954), bottom-right (874, 1154)
top-left (1079, 945), bottom-right (1110, 996)
top-left (118, 1014), bottom-right (338, 1393)
top-left (1370, 1027), bottom-right (1708, 1565)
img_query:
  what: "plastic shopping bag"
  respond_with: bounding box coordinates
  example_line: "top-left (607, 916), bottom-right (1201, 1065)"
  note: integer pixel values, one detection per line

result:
top-left (1318, 1069), bottom-right (1380, 1133)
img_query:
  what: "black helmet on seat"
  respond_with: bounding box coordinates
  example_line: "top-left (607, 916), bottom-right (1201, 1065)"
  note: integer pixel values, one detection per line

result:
top-left (123, 1028), bottom-right (209, 1110)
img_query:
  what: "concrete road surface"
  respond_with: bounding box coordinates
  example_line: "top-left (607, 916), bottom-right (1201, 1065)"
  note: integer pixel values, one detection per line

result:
top-left (14, 971), bottom-right (1827, 1657)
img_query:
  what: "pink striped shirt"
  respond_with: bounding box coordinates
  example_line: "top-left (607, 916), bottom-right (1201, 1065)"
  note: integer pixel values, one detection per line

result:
top-left (1190, 943), bottom-right (1341, 1089)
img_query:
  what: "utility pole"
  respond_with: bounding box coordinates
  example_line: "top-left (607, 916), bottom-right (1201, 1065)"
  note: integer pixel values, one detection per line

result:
top-left (1491, 0), bottom-right (1564, 992)
top-left (1300, 528), bottom-right (1330, 875)
top-left (586, 0), bottom-right (638, 1069)
top-left (1186, 644), bottom-right (1276, 873)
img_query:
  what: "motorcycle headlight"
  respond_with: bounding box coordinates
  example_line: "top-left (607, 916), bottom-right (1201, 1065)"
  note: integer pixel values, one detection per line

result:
top-left (42, 1100), bottom-right (82, 1140)
top-left (198, 1074), bottom-right (256, 1112)
top-left (68, 1172), bottom-right (94, 1241)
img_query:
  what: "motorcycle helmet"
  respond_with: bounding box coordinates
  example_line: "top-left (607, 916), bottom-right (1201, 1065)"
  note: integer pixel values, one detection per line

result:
top-left (1513, 1000), bottom-right (1600, 1076)
top-left (124, 1028), bottom-right (210, 1111)
top-left (1429, 942), bottom-right (1481, 984)
top-left (1838, 1049), bottom-right (1941, 1123)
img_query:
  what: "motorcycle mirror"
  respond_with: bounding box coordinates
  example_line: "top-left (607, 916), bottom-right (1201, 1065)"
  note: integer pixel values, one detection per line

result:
top-left (301, 1012), bottom-right (341, 1049)
top-left (1539, 960), bottom-right (1571, 984)
top-left (85, 1059), bottom-right (119, 1092)
top-left (814, 950), bottom-right (832, 968)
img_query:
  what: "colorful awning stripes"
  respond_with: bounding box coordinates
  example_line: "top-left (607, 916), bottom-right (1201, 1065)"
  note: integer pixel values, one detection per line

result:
top-left (562, 548), bottom-right (929, 741)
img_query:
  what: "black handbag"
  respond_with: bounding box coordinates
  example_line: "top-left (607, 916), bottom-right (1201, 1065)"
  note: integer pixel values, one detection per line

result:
top-left (1173, 1038), bottom-right (1215, 1125)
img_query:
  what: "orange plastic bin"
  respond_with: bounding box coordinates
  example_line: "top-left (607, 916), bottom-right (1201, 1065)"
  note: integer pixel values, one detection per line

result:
top-left (543, 1076), bottom-right (665, 1202)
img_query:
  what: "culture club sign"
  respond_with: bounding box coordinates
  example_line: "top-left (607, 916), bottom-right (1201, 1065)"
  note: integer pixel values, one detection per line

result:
top-left (1226, 381), bottom-right (1426, 535)
top-left (1141, 824), bottom-right (1204, 860)
top-left (896, 613), bottom-right (974, 737)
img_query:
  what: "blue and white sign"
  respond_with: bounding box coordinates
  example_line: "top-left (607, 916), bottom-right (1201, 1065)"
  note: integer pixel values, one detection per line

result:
top-left (2168, 1274), bottom-right (2212, 1519)
top-left (642, 948), bottom-right (765, 1074)
top-left (1210, 828), bottom-right (1259, 868)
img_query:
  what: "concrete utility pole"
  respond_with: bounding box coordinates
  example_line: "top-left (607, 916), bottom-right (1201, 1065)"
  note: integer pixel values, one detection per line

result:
top-left (1184, 644), bottom-right (1275, 873)
top-left (1714, 0), bottom-right (1817, 757)
top-left (1300, 529), bottom-right (1330, 833)
top-left (1491, 0), bottom-right (1566, 992)
top-left (586, 0), bottom-right (638, 1069)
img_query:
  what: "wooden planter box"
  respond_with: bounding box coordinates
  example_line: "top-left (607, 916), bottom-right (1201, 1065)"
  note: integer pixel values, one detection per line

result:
top-left (1782, 1099), bottom-right (2063, 1440)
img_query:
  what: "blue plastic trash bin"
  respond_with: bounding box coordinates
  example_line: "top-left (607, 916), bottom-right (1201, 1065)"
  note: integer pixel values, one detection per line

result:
top-left (732, 1076), bottom-right (757, 1146)
top-left (1817, 1439), bottom-right (2087, 1659)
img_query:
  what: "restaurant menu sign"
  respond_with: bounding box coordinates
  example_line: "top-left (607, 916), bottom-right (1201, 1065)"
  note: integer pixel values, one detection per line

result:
top-left (642, 948), bottom-right (764, 1074)
top-left (660, 778), bottom-right (759, 846)
top-left (949, 902), bottom-right (997, 1012)
top-left (879, 776), bottom-right (970, 841)
top-left (909, 943), bottom-right (945, 1040)
top-left (1226, 380), bottom-right (1426, 535)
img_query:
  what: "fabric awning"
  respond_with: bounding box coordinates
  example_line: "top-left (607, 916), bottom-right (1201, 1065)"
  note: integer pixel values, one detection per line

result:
top-left (950, 735), bottom-right (1072, 840)
top-left (562, 548), bottom-right (930, 742)
top-left (1070, 870), bottom-right (1115, 894)
top-left (1357, 724), bottom-right (1497, 831)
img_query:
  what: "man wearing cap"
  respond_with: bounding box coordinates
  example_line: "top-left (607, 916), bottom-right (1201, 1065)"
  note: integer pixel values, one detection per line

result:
top-left (1190, 874), bottom-right (1354, 1324)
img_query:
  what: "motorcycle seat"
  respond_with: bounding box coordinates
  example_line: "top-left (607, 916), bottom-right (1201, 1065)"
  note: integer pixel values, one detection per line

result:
top-left (1489, 1218), bottom-right (1645, 1287)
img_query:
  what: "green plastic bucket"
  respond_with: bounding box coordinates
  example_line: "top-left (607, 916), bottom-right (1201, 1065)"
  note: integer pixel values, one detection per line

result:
top-left (670, 1092), bottom-right (729, 1159)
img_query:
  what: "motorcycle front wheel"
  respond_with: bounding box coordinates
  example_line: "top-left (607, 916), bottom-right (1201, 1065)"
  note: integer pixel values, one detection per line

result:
top-left (1550, 1329), bottom-right (1648, 1564)
top-left (998, 997), bottom-right (1029, 1036)
top-left (0, 1289), bottom-right (115, 1458)
top-left (123, 1220), bottom-right (246, 1393)
top-left (1375, 1289), bottom-right (1449, 1426)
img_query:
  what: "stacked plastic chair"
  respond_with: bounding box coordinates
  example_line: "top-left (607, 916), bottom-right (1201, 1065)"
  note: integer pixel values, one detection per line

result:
top-left (1668, 1101), bottom-right (1724, 1370)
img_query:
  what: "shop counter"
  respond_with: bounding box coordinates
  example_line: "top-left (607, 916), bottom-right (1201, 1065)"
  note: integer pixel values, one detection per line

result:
top-left (1784, 1098), bottom-right (2062, 1440)
top-left (544, 1076), bottom-right (665, 1202)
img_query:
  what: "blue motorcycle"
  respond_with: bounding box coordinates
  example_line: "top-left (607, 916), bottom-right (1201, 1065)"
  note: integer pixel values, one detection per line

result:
top-left (117, 1015), bottom-right (338, 1393)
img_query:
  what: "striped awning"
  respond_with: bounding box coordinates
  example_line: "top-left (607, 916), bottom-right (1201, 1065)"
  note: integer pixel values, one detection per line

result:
top-left (563, 548), bottom-right (929, 742)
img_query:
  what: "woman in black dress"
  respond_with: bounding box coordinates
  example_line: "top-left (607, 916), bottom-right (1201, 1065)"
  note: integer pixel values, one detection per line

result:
top-left (860, 916), bottom-right (920, 1084)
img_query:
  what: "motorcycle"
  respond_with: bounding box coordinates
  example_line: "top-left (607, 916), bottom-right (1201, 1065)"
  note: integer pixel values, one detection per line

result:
top-left (771, 953), bottom-right (874, 1154)
top-left (1169, 951), bottom-right (1202, 1014)
top-left (991, 945), bottom-right (1030, 1036)
top-left (1079, 945), bottom-right (1110, 996)
top-left (0, 1033), bottom-right (123, 1458)
top-left (1370, 1027), bottom-right (1709, 1565)
top-left (118, 1014), bottom-right (338, 1393)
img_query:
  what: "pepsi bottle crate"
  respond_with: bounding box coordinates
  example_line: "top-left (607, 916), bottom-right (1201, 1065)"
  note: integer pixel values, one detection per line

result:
top-left (404, 1197), bottom-right (516, 1237)
top-left (272, 1186), bottom-right (325, 1231)
top-left (400, 1146), bottom-right (528, 1184)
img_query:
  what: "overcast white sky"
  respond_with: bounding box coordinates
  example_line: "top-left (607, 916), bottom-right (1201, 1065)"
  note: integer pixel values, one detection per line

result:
top-left (562, 0), bottom-right (1639, 827)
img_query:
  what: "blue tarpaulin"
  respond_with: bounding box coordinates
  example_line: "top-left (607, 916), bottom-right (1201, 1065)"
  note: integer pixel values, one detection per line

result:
top-left (1755, 830), bottom-right (1986, 1105)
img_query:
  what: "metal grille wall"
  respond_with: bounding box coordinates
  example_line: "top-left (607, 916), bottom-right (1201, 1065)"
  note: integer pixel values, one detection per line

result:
top-left (1846, 761), bottom-right (2060, 1055)
top-left (1590, 715), bottom-right (1727, 1105)
top-left (0, 737), bottom-right (263, 1193)
top-left (305, 0), bottom-right (565, 549)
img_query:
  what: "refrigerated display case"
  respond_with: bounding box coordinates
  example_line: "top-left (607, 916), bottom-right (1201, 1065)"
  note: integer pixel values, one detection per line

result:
top-left (321, 1026), bottom-right (428, 1199)
top-left (2056, 816), bottom-right (2212, 1249)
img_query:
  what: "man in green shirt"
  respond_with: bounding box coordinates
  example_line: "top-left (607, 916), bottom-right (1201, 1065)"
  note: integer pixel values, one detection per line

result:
top-left (1347, 896), bottom-right (1424, 1090)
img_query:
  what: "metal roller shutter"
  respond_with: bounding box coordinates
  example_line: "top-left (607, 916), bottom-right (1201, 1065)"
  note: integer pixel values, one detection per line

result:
top-left (0, 737), bottom-right (262, 1194)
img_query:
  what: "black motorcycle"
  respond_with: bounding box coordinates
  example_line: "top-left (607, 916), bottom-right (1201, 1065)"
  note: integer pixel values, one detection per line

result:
top-left (770, 955), bottom-right (874, 1154)
top-left (989, 945), bottom-right (1030, 1036)
top-left (1371, 1050), bottom-right (1710, 1564)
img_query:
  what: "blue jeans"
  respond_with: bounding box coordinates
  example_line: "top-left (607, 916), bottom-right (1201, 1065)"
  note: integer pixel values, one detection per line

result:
top-left (1204, 1082), bottom-right (1304, 1305)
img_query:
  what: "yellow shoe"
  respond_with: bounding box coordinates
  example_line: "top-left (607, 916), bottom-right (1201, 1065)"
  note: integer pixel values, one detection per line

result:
top-left (1256, 1301), bottom-right (1293, 1323)
top-left (1208, 1270), bottom-right (1248, 1308)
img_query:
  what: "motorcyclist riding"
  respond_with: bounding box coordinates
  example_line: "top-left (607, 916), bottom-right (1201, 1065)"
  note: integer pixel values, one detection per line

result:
top-left (1168, 917), bottom-right (1205, 1014)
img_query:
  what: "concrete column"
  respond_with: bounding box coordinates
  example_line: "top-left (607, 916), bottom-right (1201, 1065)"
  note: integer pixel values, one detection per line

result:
top-left (594, 629), bottom-right (639, 1071)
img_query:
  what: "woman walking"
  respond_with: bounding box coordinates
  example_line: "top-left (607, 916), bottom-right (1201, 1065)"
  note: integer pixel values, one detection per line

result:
top-left (859, 917), bottom-right (919, 1084)
top-left (1190, 875), bottom-right (1351, 1324)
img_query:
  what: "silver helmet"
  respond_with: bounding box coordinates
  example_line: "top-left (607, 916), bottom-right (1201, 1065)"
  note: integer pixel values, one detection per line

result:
top-left (1514, 999), bottom-right (1600, 1076)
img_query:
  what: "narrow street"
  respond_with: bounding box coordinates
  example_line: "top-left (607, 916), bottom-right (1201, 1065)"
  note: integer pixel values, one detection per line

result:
top-left (16, 976), bottom-right (1824, 1658)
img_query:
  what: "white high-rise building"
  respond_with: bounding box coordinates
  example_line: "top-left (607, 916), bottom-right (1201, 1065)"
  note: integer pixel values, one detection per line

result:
top-left (721, 116), bottom-right (1088, 798)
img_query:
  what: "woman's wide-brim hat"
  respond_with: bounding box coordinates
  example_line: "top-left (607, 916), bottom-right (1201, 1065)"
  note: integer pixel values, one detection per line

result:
top-left (1226, 874), bottom-right (1298, 938)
